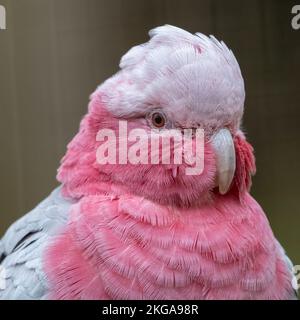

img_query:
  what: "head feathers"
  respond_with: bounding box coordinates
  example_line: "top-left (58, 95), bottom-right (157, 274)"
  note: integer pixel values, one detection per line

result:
top-left (99, 25), bottom-right (245, 134)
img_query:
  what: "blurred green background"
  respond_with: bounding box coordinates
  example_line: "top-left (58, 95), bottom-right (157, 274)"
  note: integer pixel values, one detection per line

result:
top-left (0, 0), bottom-right (299, 264)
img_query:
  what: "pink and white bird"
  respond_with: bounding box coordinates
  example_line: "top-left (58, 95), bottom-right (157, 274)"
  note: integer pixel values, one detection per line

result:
top-left (0, 25), bottom-right (296, 300)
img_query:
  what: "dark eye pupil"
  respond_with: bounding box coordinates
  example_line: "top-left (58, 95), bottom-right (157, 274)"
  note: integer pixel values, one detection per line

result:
top-left (155, 115), bottom-right (162, 124)
top-left (152, 112), bottom-right (165, 127)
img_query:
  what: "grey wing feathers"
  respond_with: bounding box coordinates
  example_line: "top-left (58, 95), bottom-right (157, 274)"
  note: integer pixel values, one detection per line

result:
top-left (0, 187), bottom-right (73, 300)
top-left (276, 240), bottom-right (298, 298)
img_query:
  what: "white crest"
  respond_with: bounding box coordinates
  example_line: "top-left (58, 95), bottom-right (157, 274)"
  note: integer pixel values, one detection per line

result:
top-left (100, 25), bottom-right (245, 133)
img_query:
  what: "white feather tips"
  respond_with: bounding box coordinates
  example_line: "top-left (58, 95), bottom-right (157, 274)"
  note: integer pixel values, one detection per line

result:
top-left (120, 25), bottom-right (241, 75)
top-left (101, 25), bottom-right (245, 131)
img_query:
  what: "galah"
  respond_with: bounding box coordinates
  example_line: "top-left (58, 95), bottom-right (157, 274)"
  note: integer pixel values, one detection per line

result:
top-left (0, 25), bottom-right (296, 300)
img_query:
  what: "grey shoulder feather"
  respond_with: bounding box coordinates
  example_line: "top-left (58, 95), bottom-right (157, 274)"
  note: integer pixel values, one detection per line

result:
top-left (0, 187), bottom-right (73, 299)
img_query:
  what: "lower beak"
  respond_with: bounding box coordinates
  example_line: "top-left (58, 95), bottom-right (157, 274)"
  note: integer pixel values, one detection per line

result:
top-left (211, 128), bottom-right (236, 195)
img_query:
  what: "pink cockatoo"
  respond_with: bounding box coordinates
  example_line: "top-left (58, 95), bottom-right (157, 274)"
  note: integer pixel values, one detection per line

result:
top-left (0, 25), bottom-right (296, 300)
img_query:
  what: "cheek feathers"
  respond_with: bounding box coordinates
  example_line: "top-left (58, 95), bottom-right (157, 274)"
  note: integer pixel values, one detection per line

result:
top-left (232, 133), bottom-right (256, 197)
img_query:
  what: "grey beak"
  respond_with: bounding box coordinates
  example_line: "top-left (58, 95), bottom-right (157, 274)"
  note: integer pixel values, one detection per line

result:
top-left (211, 128), bottom-right (236, 194)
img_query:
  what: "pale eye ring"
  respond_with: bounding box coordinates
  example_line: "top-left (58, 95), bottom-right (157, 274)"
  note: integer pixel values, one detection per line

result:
top-left (150, 111), bottom-right (167, 128)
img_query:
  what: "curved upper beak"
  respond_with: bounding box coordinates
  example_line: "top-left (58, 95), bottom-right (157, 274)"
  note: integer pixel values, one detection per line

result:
top-left (211, 128), bottom-right (236, 195)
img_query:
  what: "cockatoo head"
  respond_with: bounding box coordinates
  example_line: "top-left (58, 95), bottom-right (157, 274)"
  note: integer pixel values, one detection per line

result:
top-left (58, 25), bottom-right (255, 207)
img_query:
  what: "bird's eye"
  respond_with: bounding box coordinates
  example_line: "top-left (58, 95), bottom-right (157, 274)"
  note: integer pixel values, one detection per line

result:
top-left (151, 112), bottom-right (166, 128)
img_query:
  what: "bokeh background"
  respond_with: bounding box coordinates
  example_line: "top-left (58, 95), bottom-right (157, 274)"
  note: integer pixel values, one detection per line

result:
top-left (0, 0), bottom-right (299, 264)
